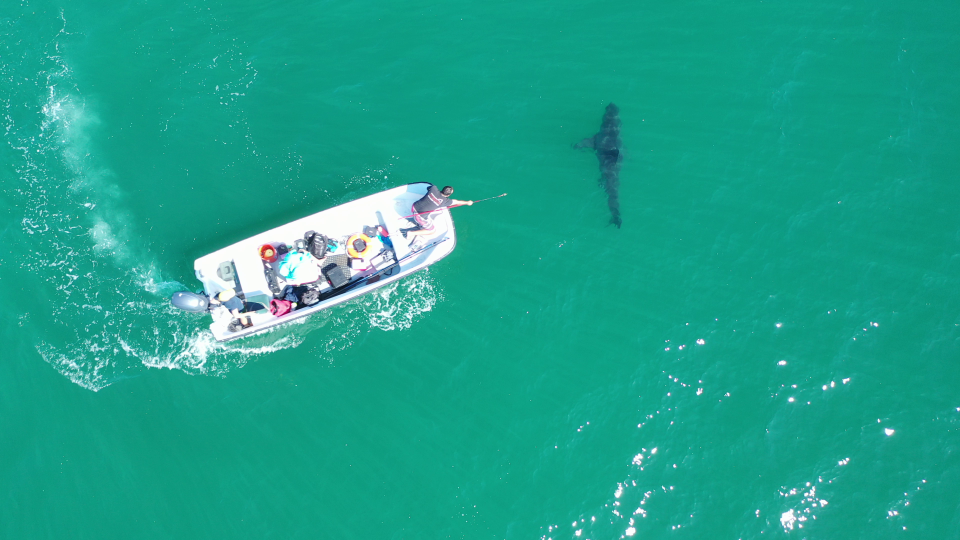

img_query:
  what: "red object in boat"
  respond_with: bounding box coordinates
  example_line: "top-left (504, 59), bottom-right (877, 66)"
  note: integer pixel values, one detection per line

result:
top-left (259, 244), bottom-right (278, 262)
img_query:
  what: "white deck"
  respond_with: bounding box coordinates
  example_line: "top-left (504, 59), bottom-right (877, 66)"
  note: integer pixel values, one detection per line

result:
top-left (193, 183), bottom-right (456, 341)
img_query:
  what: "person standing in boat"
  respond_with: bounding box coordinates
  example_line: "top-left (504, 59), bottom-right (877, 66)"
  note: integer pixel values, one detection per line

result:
top-left (404, 185), bottom-right (472, 241)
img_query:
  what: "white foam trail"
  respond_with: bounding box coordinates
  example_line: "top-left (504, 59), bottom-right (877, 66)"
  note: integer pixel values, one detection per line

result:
top-left (1, 18), bottom-right (286, 389)
top-left (3, 18), bottom-right (438, 391)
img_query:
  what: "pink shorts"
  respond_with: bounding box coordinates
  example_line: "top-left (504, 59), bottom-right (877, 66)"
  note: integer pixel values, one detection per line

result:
top-left (412, 204), bottom-right (436, 231)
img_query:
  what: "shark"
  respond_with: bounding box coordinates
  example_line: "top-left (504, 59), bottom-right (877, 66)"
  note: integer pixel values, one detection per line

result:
top-left (575, 102), bottom-right (623, 228)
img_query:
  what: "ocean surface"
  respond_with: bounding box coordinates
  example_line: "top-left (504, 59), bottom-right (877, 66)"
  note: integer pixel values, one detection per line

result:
top-left (2, 0), bottom-right (959, 538)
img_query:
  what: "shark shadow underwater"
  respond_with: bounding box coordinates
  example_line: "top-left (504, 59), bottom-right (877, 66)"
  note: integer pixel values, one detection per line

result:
top-left (575, 103), bottom-right (623, 228)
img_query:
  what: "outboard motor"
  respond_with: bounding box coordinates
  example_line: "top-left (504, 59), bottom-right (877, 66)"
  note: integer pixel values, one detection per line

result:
top-left (170, 291), bottom-right (210, 313)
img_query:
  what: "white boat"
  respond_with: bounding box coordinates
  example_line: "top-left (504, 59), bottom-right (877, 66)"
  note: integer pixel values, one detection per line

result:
top-left (171, 183), bottom-right (456, 342)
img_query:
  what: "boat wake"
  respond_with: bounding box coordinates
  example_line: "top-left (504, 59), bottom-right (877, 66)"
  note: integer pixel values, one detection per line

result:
top-left (2, 16), bottom-right (438, 391)
top-left (364, 270), bottom-right (440, 331)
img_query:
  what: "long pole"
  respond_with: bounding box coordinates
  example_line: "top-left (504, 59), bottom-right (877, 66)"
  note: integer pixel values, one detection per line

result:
top-left (398, 192), bottom-right (507, 220)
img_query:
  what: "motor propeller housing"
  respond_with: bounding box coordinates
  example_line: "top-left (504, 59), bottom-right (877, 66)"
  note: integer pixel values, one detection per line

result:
top-left (170, 291), bottom-right (210, 313)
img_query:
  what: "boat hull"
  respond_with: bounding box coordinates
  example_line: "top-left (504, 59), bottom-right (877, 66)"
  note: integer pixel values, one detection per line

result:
top-left (190, 183), bottom-right (456, 342)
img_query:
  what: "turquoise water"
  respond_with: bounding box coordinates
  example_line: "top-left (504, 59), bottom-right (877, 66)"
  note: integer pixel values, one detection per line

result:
top-left (3, 0), bottom-right (960, 538)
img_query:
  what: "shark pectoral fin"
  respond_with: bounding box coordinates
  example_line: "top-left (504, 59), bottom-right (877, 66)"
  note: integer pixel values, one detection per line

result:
top-left (574, 137), bottom-right (595, 149)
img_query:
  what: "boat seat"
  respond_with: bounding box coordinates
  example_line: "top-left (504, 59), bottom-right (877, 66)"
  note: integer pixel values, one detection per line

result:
top-left (233, 250), bottom-right (273, 300)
